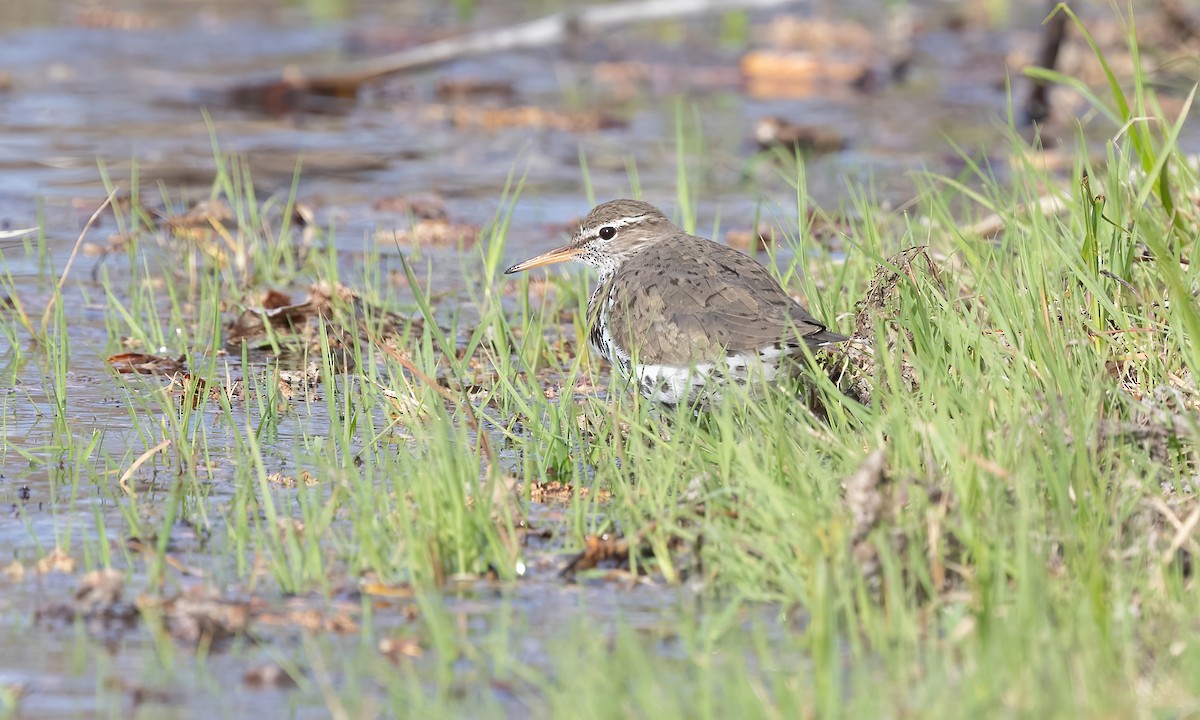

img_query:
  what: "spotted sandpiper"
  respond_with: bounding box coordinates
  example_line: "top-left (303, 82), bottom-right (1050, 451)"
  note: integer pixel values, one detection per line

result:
top-left (505, 199), bottom-right (846, 406)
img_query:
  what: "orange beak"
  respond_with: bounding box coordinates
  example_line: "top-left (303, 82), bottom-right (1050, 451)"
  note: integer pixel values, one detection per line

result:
top-left (504, 243), bottom-right (582, 274)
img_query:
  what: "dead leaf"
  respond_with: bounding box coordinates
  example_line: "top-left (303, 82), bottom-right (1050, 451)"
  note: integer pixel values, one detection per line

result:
top-left (35, 568), bottom-right (139, 626)
top-left (421, 103), bottom-right (625, 132)
top-left (375, 219), bottom-right (479, 248)
top-left (379, 636), bottom-right (424, 662)
top-left (528, 481), bottom-right (610, 504)
top-left (107, 352), bottom-right (187, 376)
top-left (143, 588), bottom-right (252, 644)
top-left (373, 193), bottom-right (447, 219)
top-left (759, 16), bottom-right (876, 53)
top-left (224, 297), bottom-right (317, 345)
top-left (2, 561), bottom-right (24, 582)
top-left (74, 569), bottom-right (125, 609)
top-left (434, 78), bottom-right (515, 102)
top-left (242, 663), bottom-right (298, 690)
top-left (741, 51), bottom-right (871, 98)
top-left (74, 6), bottom-right (157, 30)
top-left (754, 116), bottom-right (846, 154)
top-left (560, 534), bottom-right (630, 576)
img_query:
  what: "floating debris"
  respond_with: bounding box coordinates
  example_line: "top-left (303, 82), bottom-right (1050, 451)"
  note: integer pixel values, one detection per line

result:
top-left (35, 569), bottom-right (139, 627)
top-left (420, 104), bottom-right (626, 132)
top-left (434, 77), bottom-right (516, 102)
top-left (379, 636), bottom-right (424, 662)
top-left (35, 547), bottom-right (76, 574)
top-left (754, 116), bottom-right (847, 154)
top-left (375, 218), bottom-right (479, 248)
top-left (741, 51), bottom-right (872, 98)
top-left (561, 534), bottom-right (630, 577)
top-left (527, 481), bottom-right (611, 504)
top-left (143, 587), bottom-right (252, 645)
top-left (372, 193), bottom-right (448, 220)
top-left (107, 352), bottom-right (187, 376)
top-left (242, 663), bottom-right (298, 690)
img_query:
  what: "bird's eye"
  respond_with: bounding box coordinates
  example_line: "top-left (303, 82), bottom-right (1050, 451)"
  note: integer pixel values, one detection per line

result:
top-left (599, 226), bottom-right (616, 240)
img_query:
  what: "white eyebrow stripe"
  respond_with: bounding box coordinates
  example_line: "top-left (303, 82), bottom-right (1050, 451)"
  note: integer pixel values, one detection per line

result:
top-left (578, 213), bottom-right (654, 240)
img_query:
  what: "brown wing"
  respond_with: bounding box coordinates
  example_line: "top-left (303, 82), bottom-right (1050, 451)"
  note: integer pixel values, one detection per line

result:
top-left (606, 235), bottom-right (838, 366)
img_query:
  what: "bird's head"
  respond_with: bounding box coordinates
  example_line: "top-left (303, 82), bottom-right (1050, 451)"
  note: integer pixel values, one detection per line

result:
top-left (504, 199), bottom-right (673, 279)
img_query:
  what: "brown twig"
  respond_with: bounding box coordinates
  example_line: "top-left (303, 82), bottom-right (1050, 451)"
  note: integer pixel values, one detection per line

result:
top-left (118, 438), bottom-right (172, 497)
top-left (41, 187), bottom-right (119, 335)
top-left (364, 330), bottom-right (496, 468)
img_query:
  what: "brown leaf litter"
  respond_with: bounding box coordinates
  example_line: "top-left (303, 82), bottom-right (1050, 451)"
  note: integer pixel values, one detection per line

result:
top-left (242, 663), bottom-right (298, 689)
top-left (372, 193), bottom-right (448, 219)
top-left (741, 51), bottom-right (871, 98)
top-left (724, 227), bottom-right (774, 253)
top-left (591, 61), bottom-right (741, 97)
top-left (267, 469), bottom-right (319, 488)
top-left (753, 116), bottom-right (847, 155)
top-left (34, 568), bottom-right (139, 627)
top-left (526, 481), bottom-right (611, 505)
top-left (379, 636), bottom-right (425, 663)
top-left (73, 5), bottom-right (158, 30)
top-left (2, 561), bottom-right (25, 582)
top-left (222, 282), bottom-right (423, 385)
top-left (140, 587), bottom-right (253, 644)
top-left (745, 7), bottom-right (922, 95)
top-left (106, 352), bottom-right (187, 376)
top-left (256, 603), bottom-right (359, 635)
top-left (375, 218), bottom-right (479, 248)
top-left (224, 288), bottom-right (321, 346)
top-left (25, 553), bottom-right (365, 646)
top-left (420, 103), bottom-right (626, 132)
top-left (559, 486), bottom-right (712, 581)
top-left (35, 547), bottom-right (77, 574)
top-left (560, 533), bottom-right (631, 577)
top-left (434, 77), bottom-right (516, 102)
top-left (276, 362), bottom-right (324, 402)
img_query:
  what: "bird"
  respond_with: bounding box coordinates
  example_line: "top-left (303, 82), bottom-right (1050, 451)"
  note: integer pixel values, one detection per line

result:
top-left (504, 199), bottom-right (846, 406)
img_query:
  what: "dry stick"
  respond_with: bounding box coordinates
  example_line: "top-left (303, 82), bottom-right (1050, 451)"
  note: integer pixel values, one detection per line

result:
top-left (364, 330), bottom-right (496, 467)
top-left (118, 438), bottom-right (172, 497)
top-left (40, 187), bottom-right (119, 335)
top-left (243, 0), bottom-right (803, 95)
top-left (0, 227), bottom-right (38, 240)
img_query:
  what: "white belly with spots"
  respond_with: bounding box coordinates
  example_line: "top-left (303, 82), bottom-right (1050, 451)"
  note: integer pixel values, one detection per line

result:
top-left (594, 325), bottom-right (796, 405)
top-left (632, 353), bottom-right (792, 405)
top-left (588, 286), bottom-right (802, 405)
